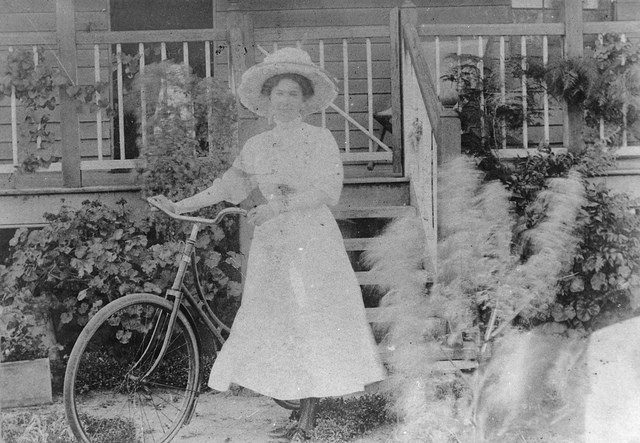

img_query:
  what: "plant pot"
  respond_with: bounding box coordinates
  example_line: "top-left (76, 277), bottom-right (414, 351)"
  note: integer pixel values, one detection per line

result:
top-left (0, 357), bottom-right (52, 409)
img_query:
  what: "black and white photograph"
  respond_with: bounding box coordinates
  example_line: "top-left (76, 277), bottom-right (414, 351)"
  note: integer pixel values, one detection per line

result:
top-left (1, 0), bottom-right (639, 441)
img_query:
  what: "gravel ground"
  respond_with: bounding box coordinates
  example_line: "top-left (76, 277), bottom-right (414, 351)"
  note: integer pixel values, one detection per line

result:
top-left (1, 390), bottom-right (395, 443)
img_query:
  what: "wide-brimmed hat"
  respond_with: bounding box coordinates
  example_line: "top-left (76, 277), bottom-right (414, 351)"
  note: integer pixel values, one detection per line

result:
top-left (237, 47), bottom-right (338, 117)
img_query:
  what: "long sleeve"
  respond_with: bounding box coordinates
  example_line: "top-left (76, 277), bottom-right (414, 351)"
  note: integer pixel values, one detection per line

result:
top-left (271, 128), bottom-right (343, 213)
top-left (174, 145), bottom-right (255, 214)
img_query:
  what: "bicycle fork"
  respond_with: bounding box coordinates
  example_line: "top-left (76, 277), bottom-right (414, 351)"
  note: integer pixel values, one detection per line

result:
top-left (131, 223), bottom-right (202, 382)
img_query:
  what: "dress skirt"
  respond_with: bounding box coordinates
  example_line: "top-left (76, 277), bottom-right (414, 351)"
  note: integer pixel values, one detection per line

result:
top-left (207, 205), bottom-right (386, 400)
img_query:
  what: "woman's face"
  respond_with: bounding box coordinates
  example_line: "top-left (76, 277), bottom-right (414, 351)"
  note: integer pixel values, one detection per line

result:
top-left (269, 78), bottom-right (306, 122)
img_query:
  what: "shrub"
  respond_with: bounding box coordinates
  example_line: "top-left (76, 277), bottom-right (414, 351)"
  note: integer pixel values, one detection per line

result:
top-left (310, 395), bottom-right (392, 442)
top-left (1, 62), bottom-right (242, 372)
top-left (444, 37), bottom-right (640, 330)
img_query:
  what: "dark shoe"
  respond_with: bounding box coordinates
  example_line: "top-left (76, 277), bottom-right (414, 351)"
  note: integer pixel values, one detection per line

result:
top-left (268, 422), bottom-right (296, 439)
top-left (289, 428), bottom-right (310, 442)
top-left (267, 426), bottom-right (310, 442)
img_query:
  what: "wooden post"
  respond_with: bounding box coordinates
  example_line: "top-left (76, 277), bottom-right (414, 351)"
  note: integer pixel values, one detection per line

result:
top-left (56, 0), bottom-right (82, 187)
top-left (438, 109), bottom-right (461, 164)
top-left (390, 7), bottom-right (403, 174)
top-left (562, 0), bottom-right (584, 154)
top-left (226, 2), bottom-right (257, 287)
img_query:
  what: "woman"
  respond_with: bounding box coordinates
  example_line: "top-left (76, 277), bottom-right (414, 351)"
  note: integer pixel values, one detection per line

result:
top-left (168, 47), bottom-right (386, 441)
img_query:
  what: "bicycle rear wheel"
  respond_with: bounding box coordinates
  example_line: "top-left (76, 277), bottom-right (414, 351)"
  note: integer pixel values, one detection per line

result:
top-left (64, 293), bottom-right (200, 443)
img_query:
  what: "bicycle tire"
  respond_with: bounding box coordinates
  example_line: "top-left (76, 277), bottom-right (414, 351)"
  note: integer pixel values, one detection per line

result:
top-left (64, 293), bottom-right (200, 443)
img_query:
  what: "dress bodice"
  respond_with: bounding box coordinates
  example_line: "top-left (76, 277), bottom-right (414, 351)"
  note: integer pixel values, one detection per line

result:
top-left (238, 118), bottom-right (343, 206)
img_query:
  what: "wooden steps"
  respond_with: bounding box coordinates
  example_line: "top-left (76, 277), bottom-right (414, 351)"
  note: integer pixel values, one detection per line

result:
top-left (331, 199), bottom-right (479, 372)
top-left (332, 205), bottom-right (415, 219)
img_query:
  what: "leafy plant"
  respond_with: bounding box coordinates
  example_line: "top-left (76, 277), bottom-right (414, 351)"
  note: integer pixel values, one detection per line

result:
top-left (544, 57), bottom-right (598, 107)
top-left (553, 183), bottom-right (640, 329)
top-left (441, 53), bottom-right (544, 153)
top-left (0, 47), bottom-right (113, 172)
top-left (586, 33), bottom-right (640, 141)
top-left (309, 395), bottom-right (392, 442)
top-left (0, 60), bottom-right (241, 369)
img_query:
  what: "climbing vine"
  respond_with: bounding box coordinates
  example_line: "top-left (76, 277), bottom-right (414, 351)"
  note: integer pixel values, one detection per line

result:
top-left (0, 47), bottom-right (113, 172)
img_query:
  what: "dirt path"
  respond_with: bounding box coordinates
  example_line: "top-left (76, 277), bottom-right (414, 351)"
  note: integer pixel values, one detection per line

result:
top-left (2, 391), bottom-right (394, 442)
top-left (178, 392), bottom-right (292, 442)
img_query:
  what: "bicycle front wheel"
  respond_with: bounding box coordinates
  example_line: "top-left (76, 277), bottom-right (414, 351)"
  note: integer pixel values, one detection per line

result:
top-left (64, 293), bottom-right (200, 443)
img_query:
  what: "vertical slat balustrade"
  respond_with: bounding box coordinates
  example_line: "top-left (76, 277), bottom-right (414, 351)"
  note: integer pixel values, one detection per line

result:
top-left (9, 47), bottom-right (18, 167)
top-left (366, 38), bottom-right (373, 152)
top-left (161, 42), bottom-right (167, 61)
top-left (342, 39), bottom-right (350, 152)
top-left (116, 44), bottom-right (125, 160)
top-left (435, 36), bottom-right (441, 98)
top-left (597, 34), bottom-right (605, 141)
top-left (319, 40), bottom-right (326, 128)
top-left (499, 35), bottom-right (506, 148)
top-left (521, 36), bottom-right (528, 149)
top-left (478, 36), bottom-right (485, 145)
top-left (228, 41), bottom-right (236, 93)
top-left (139, 43), bottom-right (147, 149)
top-left (543, 35), bottom-right (550, 146)
top-left (205, 40), bottom-right (214, 153)
top-left (94, 44), bottom-right (103, 160)
top-left (621, 33), bottom-right (628, 148)
top-left (33, 47), bottom-right (42, 151)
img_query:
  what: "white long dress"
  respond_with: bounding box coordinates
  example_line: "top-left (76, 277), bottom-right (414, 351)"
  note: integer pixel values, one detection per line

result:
top-left (175, 118), bottom-right (386, 400)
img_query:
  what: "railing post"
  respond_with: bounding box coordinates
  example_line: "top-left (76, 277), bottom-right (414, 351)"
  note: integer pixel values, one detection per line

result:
top-left (227, 4), bottom-right (258, 155)
top-left (562, 0), bottom-right (584, 154)
top-left (227, 1), bottom-right (257, 286)
top-left (438, 109), bottom-right (461, 164)
top-left (56, 0), bottom-right (82, 187)
top-left (390, 7), bottom-right (403, 174)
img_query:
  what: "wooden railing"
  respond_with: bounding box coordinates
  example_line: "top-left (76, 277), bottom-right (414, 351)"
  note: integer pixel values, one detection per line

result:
top-left (0, 4), bottom-right (250, 187)
top-left (75, 27), bottom-right (231, 171)
top-left (396, 7), bottom-right (463, 274)
top-left (1, 13), bottom-right (403, 185)
top-left (253, 25), bottom-right (399, 168)
top-left (415, 5), bottom-right (640, 154)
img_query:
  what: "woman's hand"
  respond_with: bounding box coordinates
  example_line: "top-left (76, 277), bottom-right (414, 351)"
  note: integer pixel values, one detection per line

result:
top-left (149, 195), bottom-right (179, 214)
top-left (247, 204), bottom-right (278, 226)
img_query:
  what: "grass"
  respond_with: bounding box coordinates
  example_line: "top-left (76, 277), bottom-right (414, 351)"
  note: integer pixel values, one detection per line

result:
top-left (1, 409), bottom-right (74, 443)
top-left (1, 406), bottom-right (137, 443)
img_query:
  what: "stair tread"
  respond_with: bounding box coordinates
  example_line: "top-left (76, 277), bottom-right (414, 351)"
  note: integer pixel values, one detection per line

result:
top-left (343, 237), bottom-right (384, 251)
top-left (343, 176), bottom-right (410, 185)
top-left (355, 270), bottom-right (381, 285)
top-left (332, 205), bottom-right (415, 219)
top-left (375, 341), bottom-right (479, 366)
top-left (356, 269), bottom-right (431, 286)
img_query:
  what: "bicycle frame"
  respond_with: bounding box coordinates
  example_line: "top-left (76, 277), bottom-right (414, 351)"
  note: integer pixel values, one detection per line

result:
top-left (131, 197), bottom-right (246, 383)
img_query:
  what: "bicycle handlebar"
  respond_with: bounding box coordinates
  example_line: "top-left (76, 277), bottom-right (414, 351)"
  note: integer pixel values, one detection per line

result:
top-left (147, 195), bottom-right (247, 225)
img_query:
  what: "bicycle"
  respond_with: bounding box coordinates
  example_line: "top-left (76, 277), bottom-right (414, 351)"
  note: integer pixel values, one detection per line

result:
top-left (64, 195), bottom-right (299, 443)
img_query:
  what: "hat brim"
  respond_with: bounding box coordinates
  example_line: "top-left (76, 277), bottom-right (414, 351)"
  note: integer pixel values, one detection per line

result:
top-left (237, 61), bottom-right (338, 117)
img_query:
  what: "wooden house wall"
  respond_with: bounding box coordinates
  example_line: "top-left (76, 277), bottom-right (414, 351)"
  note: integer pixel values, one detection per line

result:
top-left (0, 0), bottom-right (112, 165)
top-left (0, 0), bottom-right (636, 164)
top-left (224, 0), bottom-right (522, 151)
top-left (617, 0), bottom-right (640, 19)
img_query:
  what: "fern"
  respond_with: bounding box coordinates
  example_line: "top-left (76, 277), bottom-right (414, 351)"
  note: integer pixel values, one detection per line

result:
top-left (545, 58), bottom-right (599, 107)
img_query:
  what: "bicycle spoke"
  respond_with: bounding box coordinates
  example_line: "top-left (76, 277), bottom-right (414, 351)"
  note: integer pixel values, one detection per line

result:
top-left (65, 296), bottom-right (199, 443)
